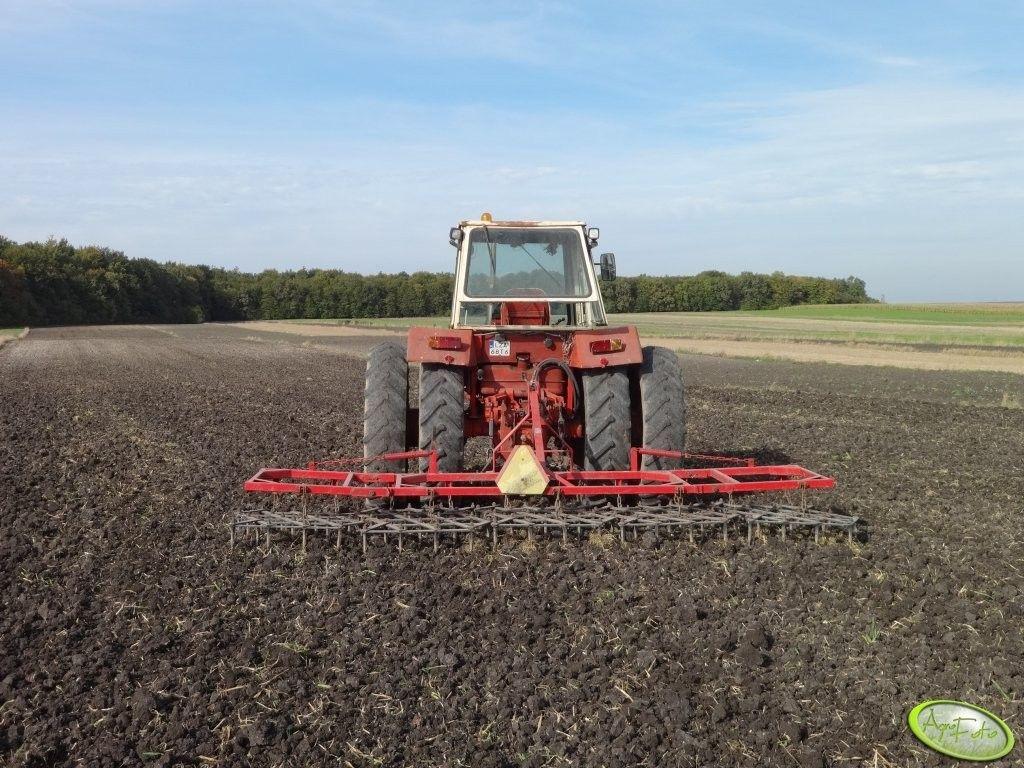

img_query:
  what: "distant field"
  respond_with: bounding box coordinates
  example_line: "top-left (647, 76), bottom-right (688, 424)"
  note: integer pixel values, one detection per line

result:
top-left (292, 317), bottom-right (446, 329)
top-left (614, 308), bottom-right (1024, 348)
top-left (270, 304), bottom-right (1024, 374)
top-left (726, 302), bottom-right (1024, 325)
top-left (289, 303), bottom-right (1024, 348)
top-left (0, 328), bottom-right (25, 346)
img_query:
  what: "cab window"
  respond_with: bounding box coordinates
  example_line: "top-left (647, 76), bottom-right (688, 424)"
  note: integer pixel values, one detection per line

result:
top-left (464, 227), bottom-right (592, 298)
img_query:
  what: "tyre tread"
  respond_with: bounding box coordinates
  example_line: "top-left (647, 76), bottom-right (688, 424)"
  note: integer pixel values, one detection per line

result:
top-left (418, 364), bottom-right (465, 471)
top-left (582, 368), bottom-right (631, 470)
top-left (638, 346), bottom-right (686, 469)
top-left (363, 342), bottom-right (409, 470)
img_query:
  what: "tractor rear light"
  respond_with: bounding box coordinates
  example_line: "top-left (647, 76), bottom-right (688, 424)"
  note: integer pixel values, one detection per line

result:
top-left (589, 339), bottom-right (624, 354)
top-left (428, 335), bottom-right (463, 351)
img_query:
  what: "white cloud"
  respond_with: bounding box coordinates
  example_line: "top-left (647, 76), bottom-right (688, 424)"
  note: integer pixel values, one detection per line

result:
top-left (872, 55), bottom-right (923, 68)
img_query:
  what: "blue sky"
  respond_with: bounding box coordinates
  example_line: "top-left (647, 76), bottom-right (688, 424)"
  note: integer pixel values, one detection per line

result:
top-left (2, 1), bottom-right (1023, 301)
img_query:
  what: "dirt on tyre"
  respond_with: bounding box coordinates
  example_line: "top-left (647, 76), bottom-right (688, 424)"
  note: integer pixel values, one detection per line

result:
top-left (419, 363), bottom-right (465, 471)
top-left (581, 367), bottom-right (631, 470)
top-left (362, 342), bottom-right (409, 470)
top-left (638, 345), bottom-right (686, 469)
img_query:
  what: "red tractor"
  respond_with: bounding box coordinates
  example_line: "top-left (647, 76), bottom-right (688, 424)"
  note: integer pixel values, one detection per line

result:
top-left (363, 214), bottom-right (685, 476)
top-left (240, 216), bottom-right (844, 546)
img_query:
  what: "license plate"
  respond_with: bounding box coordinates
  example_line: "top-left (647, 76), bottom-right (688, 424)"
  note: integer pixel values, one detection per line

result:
top-left (488, 338), bottom-right (511, 357)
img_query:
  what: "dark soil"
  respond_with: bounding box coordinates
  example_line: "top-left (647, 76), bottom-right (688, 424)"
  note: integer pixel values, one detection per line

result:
top-left (1, 324), bottom-right (1022, 768)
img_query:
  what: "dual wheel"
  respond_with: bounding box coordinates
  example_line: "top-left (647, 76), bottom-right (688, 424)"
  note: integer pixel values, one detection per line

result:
top-left (362, 343), bottom-right (464, 472)
top-left (581, 345), bottom-right (687, 471)
top-left (362, 343), bottom-right (686, 472)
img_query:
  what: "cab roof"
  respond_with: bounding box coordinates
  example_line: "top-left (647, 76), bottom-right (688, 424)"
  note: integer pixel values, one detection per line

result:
top-left (459, 219), bottom-right (585, 228)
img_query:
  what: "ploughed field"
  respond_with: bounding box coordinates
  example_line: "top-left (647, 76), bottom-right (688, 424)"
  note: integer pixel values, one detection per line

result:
top-left (1, 324), bottom-right (1023, 768)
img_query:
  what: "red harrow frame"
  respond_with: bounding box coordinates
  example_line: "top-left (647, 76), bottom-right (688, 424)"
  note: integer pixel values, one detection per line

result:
top-left (235, 448), bottom-right (857, 550)
top-left (245, 448), bottom-right (834, 501)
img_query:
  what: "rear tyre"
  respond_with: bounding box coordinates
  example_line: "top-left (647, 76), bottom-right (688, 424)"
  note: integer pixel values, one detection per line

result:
top-left (419, 364), bottom-right (465, 472)
top-left (581, 367), bottom-right (631, 470)
top-left (363, 342), bottom-right (409, 471)
top-left (638, 346), bottom-right (686, 469)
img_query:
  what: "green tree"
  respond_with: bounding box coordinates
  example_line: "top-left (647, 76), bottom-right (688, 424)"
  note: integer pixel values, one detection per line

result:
top-left (0, 234), bottom-right (874, 326)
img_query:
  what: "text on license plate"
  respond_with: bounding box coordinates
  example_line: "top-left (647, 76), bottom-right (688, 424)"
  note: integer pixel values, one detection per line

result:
top-left (488, 338), bottom-right (511, 357)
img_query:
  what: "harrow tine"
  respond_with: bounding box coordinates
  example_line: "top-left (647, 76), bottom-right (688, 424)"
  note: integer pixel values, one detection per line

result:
top-left (231, 499), bottom-right (858, 550)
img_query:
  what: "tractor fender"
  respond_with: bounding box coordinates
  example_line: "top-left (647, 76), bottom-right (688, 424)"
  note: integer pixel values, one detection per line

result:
top-left (566, 326), bottom-right (643, 368)
top-left (407, 326), bottom-right (475, 366)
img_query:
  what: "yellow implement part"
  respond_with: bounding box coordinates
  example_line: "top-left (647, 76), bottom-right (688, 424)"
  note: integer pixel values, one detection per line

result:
top-left (496, 445), bottom-right (550, 496)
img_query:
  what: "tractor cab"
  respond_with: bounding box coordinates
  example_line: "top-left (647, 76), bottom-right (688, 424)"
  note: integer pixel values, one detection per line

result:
top-left (448, 215), bottom-right (615, 329)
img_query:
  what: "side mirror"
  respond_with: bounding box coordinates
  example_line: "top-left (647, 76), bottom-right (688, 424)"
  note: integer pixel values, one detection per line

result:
top-left (599, 252), bottom-right (616, 281)
top-left (449, 227), bottom-right (463, 248)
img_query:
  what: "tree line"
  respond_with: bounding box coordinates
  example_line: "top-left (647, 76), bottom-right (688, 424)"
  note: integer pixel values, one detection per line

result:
top-left (0, 236), bottom-right (872, 327)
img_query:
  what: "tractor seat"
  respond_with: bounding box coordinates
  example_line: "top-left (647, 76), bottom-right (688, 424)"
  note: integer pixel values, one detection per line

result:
top-left (498, 289), bottom-right (550, 325)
